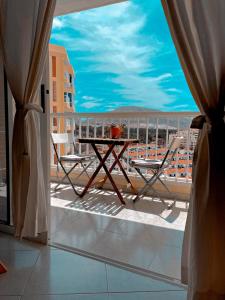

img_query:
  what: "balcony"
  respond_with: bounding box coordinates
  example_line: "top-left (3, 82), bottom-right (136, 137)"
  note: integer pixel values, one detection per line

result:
top-left (50, 110), bottom-right (198, 282)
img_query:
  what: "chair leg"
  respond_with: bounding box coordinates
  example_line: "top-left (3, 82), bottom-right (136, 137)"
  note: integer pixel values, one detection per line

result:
top-left (134, 180), bottom-right (164, 204)
top-left (54, 162), bottom-right (81, 196)
top-left (133, 168), bottom-right (158, 203)
top-left (54, 159), bottom-right (96, 197)
top-left (133, 181), bottom-right (153, 202)
top-left (167, 201), bottom-right (176, 209)
top-left (54, 162), bottom-right (63, 190)
top-left (157, 176), bottom-right (176, 209)
top-left (78, 159), bottom-right (95, 179)
top-left (133, 168), bottom-right (148, 202)
top-left (133, 168), bottom-right (175, 209)
top-left (54, 163), bottom-right (78, 190)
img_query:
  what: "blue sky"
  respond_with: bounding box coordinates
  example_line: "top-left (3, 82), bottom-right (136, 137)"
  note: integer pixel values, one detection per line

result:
top-left (50, 0), bottom-right (198, 113)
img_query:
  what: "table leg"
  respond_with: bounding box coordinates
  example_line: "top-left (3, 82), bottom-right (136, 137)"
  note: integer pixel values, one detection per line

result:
top-left (97, 143), bottom-right (128, 187)
top-left (111, 150), bottom-right (138, 194)
top-left (79, 143), bottom-right (115, 198)
top-left (97, 143), bottom-right (137, 194)
top-left (92, 144), bottom-right (125, 205)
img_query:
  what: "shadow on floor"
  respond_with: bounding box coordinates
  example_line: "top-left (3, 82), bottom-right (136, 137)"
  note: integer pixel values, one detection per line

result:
top-left (51, 183), bottom-right (188, 222)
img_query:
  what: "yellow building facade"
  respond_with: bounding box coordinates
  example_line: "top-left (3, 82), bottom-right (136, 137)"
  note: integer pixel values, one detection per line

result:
top-left (49, 44), bottom-right (75, 134)
top-left (49, 44), bottom-right (75, 161)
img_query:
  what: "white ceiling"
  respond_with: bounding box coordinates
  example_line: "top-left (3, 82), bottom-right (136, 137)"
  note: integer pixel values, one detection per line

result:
top-left (54, 0), bottom-right (128, 16)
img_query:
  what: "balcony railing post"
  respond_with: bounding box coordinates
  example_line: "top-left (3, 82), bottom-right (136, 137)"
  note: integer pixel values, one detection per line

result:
top-left (78, 117), bottom-right (82, 155)
top-left (137, 118), bottom-right (140, 159)
top-left (145, 117), bottom-right (149, 159)
top-left (155, 118), bottom-right (159, 159)
top-left (86, 118), bottom-right (90, 155)
top-left (175, 117), bottom-right (180, 179)
top-left (186, 119), bottom-right (191, 182)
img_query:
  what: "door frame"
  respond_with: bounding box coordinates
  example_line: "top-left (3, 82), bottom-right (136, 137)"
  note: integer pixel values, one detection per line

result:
top-left (40, 56), bottom-right (51, 243)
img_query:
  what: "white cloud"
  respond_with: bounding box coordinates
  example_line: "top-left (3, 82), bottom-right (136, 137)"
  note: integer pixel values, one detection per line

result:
top-left (153, 73), bottom-right (172, 82)
top-left (170, 104), bottom-right (190, 110)
top-left (80, 102), bottom-right (100, 109)
top-left (112, 74), bottom-right (174, 110)
top-left (52, 17), bottom-right (64, 29)
top-left (80, 96), bottom-right (102, 109)
top-left (166, 88), bottom-right (182, 93)
top-left (82, 96), bottom-right (95, 101)
top-left (51, 2), bottom-right (178, 110)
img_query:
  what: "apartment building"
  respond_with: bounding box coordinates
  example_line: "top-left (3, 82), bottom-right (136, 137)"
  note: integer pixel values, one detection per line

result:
top-left (49, 44), bottom-right (75, 133)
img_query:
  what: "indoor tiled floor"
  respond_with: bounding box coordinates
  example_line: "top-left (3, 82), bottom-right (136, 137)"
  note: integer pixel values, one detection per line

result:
top-left (50, 183), bottom-right (188, 281)
top-left (0, 232), bottom-right (187, 299)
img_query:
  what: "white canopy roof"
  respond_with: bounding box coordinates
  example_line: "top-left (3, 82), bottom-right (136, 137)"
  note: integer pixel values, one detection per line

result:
top-left (55, 0), bottom-right (128, 16)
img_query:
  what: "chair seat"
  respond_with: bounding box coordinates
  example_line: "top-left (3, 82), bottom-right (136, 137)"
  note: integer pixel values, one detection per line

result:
top-left (60, 154), bottom-right (93, 162)
top-left (60, 154), bottom-right (84, 162)
top-left (131, 159), bottom-right (163, 169)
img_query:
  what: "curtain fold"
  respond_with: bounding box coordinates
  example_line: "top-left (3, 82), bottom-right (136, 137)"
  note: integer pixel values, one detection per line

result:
top-left (161, 0), bottom-right (225, 299)
top-left (0, 0), bottom-right (56, 237)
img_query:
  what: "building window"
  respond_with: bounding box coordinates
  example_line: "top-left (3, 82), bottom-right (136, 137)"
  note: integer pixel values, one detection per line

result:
top-left (53, 117), bottom-right (57, 127)
top-left (69, 74), bottom-right (73, 85)
top-left (66, 119), bottom-right (71, 127)
top-left (64, 92), bottom-right (67, 102)
top-left (52, 56), bottom-right (56, 77)
top-left (68, 93), bottom-right (73, 107)
top-left (53, 106), bottom-right (57, 126)
top-left (64, 72), bottom-right (68, 80)
top-left (64, 72), bottom-right (73, 88)
top-left (53, 81), bottom-right (57, 102)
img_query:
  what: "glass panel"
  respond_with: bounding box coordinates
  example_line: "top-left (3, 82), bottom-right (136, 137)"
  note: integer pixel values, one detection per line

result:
top-left (0, 77), bottom-right (9, 223)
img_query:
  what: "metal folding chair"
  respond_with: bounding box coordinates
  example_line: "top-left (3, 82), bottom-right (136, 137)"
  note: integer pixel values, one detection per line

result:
top-left (130, 136), bottom-right (184, 209)
top-left (51, 133), bottom-right (96, 196)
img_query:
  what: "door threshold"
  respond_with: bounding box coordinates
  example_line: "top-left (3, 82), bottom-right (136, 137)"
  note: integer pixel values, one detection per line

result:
top-left (50, 241), bottom-right (187, 291)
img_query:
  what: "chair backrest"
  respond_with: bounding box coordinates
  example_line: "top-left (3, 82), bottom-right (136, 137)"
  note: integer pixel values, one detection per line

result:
top-left (51, 133), bottom-right (75, 145)
top-left (161, 136), bottom-right (184, 167)
top-left (169, 136), bottom-right (184, 151)
top-left (51, 133), bottom-right (76, 162)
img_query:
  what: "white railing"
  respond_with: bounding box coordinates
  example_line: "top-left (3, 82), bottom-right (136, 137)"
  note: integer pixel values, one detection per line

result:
top-left (50, 111), bottom-right (199, 182)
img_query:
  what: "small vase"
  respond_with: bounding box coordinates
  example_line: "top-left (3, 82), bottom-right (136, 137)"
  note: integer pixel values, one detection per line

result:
top-left (111, 126), bottom-right (122, 139)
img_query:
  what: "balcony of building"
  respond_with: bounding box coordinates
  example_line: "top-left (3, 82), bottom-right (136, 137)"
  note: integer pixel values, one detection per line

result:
top-left (50, 110), bottom-right (198, 284)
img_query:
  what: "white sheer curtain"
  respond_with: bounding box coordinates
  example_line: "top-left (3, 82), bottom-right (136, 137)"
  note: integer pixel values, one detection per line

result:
top-left (0, 0), bottom-right (56, 238)
top-left (162, 1), bottom-right (225, 299)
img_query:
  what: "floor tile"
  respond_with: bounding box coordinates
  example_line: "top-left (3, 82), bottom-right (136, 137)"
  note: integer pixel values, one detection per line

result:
top-left (143, 225), bottom-right (184, 248)
top-left (50, 206), bottom-right (82, 237)
top-left (91, 231), bottom-right (156, 269)
top-left (55, 208), bottom-right (127, 236)
top-left (51, 209), bottom-right (134, 253)
top-left (0, 250), bottom-right (39, 295)
top-left (148, 245), bottom-right (181, 279)
top-left (108, 291), bottom-right (187, 300)
top-left (24, 248), bottom-right (108, 295)
top-left (51, 214), bottom-right (103, 253)
top-left (0, 233), bottom-right (43, 251)
top-left (0, 297), bottom-right (20, 300)
top-left (21, 294), bottom-right (108, 300)
top-left (106, 264), bottom-right (182, 292)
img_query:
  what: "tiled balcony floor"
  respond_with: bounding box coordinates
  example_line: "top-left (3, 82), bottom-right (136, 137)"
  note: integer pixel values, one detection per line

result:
top-left (50, 183), bottom-right (188, 281)
top-left (0, 232), bottom-right (186, 299)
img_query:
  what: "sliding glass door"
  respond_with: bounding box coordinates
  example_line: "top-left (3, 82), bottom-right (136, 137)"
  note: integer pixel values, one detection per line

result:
top-left (0, 66), bottom-right (10, 224)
